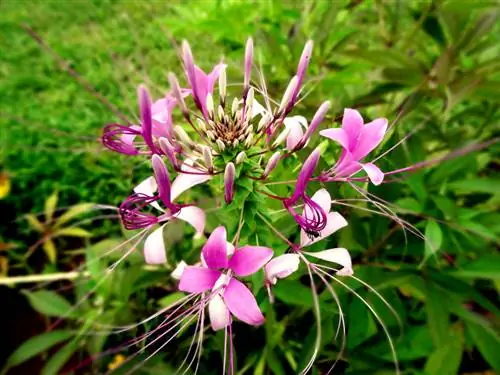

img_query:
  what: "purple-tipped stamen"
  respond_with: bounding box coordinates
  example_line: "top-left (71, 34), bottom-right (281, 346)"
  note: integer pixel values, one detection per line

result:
top-left (102, 124), bottom-right (141, 155)
top-left (224, 162), bottom-right (236, 204)
top-left (286, 195), bottom-right (327, 235)
top-left (119, 193), bottom-right (159, 230)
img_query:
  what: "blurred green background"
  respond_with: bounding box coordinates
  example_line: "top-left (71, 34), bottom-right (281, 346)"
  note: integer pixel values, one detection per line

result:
top-left (1, 0), bottom-right (499, 374)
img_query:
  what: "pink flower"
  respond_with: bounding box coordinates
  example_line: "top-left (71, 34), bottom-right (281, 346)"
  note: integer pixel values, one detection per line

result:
top-left (119, 155), bottom-right (206, 264)
top-left (266, 189), bottom-right (352, 285)
top-left (320, 108), bottom-right (388, 185)
top-left (182, 41), bottom-right (226, 118)
top-left (178, 226), bottom-right (273, 330)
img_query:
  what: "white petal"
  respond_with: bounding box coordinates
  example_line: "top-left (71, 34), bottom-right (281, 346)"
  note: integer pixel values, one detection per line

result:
top-left (304, 248), bottom-right (353, 276)
top-left (264, 254), bottom-right (300, 285)
top-left (171, 260), bottom-right (187, 280)
top-left (226, 242), bottom-right (235, 257)
top-left (176, 206), bottom-right (205, 235)
top-left (144, 225), bottom-right (167, 264)
top-left (300, 211), bottom-right (348, 247)
top-left (208, 294), bottom-right (231, 331)
top-left (134, 176), bottom-right (163, 211)
top-left (134, 176), bottom-right (157, 196)
top-left (251, 99), bottom-right (266, 118)
top-left (171, 160), bottom-right (211, 201)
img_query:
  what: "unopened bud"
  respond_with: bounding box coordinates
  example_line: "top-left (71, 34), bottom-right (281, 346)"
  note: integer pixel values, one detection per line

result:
top-left (168, 73), bottom-right (188, 115)
top-left (196, 118), bottom-right (207, 132)
top-left (244, 133), bottom-right (254, 148)
top-left (218, 105), bottom-right (225, 122)
top-left (272, 127), bottom-right (291, 148)
top-left (231, 97), bottom-right (239, 116)
top-left (175, 125), bottom-right (193, 146)
top-left (202, 146), bottom-right (214, 171)
top-left (235, 151), bottom-right (246, 164)
top-left (244, 37), bottom-right (254, 93)
top-left (263, 151), bottom-right (281, 178)
top-left (159, 137), bottom-right (178, 167)
top-left (298, 100), bottom-right (331, 149)
top-left (258, 113), bottom-right (272, 132)
top-left (219, 66), bottom-right (227, 104)
top-left (216, 139), bottom-right (226, 151)
top-left (206, 93), bottom-right (215, 118)
top-left (224, 162), bottom-right (236, 204)
top-left (278, 75), bottom-right (298, 115)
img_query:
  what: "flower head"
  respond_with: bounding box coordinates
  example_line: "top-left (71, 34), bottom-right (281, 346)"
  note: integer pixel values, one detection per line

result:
top-left (320, 108), bottom-right (388, 185)
top-left (178, 226), bottom-right (273, 330)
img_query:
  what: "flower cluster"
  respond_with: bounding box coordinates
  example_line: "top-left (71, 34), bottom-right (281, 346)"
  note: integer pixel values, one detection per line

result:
top-left (101, 38), bottom-right (395, 372)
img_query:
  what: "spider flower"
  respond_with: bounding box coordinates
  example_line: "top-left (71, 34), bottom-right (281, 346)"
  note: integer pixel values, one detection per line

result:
top-left (266, 188), bottom-right (352, 286)
top-left (282, 148), bottom-right (328, 236)
top-left (178, 226), bottom-right (273, 330)
top-left (320, 108), bottom-right (388, 185)
top-left (119, 155), bottom-right (205, 264)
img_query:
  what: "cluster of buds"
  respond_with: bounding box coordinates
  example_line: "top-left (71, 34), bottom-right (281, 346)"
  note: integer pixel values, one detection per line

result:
top-left (101, 38), bottom-right (398, 373)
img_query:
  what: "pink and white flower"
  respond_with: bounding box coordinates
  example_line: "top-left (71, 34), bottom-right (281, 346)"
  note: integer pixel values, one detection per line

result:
top-left (320, 108), bottom-right (388, 185)
top-left (178, 226), bottom-right (273, 330)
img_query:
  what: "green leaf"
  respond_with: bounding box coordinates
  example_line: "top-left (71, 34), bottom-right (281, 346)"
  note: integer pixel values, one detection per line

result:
top-left (54, 203), bottom-right (94, 228)
top-left (23, 290), bottom-right (75, 318)
top-left (44, 192), bottom-right (58, 223)
top-left (451, 254), bottom-right (500, 280)
top-left (273, 280), bottom-right (312, 308)
top-left (347, 296), bottom-right (377, 349)
top-left (41, 339), bottom-right (79, 375)
top-left (424, 327), bottom-right (463, 375)
top-left (25, 214), bottom-right (45, 233)
top-left (424, 220), bottom-right (443, 260)
top-left (4, 330), bottom-right (73, 369)
top-left (467, 320), bottom-right (500, 370)
top-left (42, 239), bottom-right (57, 263)
top-left (53, 227), bottom-right (92, 238)
top-left (449, 178), bottom-right (500, 194)
top-left (424, 282), bottom-right (449, 347)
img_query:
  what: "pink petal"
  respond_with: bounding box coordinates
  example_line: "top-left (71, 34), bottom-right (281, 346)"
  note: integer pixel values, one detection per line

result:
top-left (361, 162), bottom-right (384, 185)
top-left (208, 294), bottom-right (231, 331)
top-left (303, 248), bottom-right (353, 276)
top-left (151, 97), bottom-right (177, 139)
top-left (121, 125), bottom-right (142, 145)
top-left (228, 246), bottom-right (274, 277)
top-left (202, 226), bottom-right (228, 269)
top-left (176, 206), bottom-right (205, 235)
top-left (352, 118), bottom-right (388, 160)
top-left (178, 266), bottom-right (221, 293)
top-left (319, 128), bottom-right (350, 150)
top-left (223, 278), bottom-right (265, 326)
top-left (206, 63), bottom-right (226, 94)
top-left (144, 225), bottom-right (167, 264)
top-left (265, 254), bottom-right (300, 284)
top-left (171, 161), bottom-right (211, 201)
top-left (341, 108), bottom-right (364, 146)
top-left (300, 212), bottom-right (348, 247)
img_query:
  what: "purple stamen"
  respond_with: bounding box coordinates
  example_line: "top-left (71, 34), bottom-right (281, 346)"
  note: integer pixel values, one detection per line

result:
top-left (119, 193), bottom-right (159, 230)
top-left (102, 124), bottom-right (141, 155)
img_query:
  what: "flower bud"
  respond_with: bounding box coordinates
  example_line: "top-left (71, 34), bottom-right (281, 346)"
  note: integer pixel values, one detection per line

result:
top-left (278, 75), bottom-right (298, 115)
top-left (235, 151), bottom-right (246, 164)
top-left (175, 125), bottom-right (193, 146)
top-left (202, 145), bottom-right (214, 172)
top-left (158, 137), bottom-right (178, 167)
top-left (206, 93), bottom-right (215, 118)
top-left (244, 37), bottom-right (253, 93)
top-left (224, 162), bottom-right (236, 203)
top-left (219, 65), bottom-right (227, 104)
top-left (262, 151), bottom-right (281, 178)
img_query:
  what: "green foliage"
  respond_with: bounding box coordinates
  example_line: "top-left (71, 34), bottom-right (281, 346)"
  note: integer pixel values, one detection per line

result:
top-left (2, 0), bottom-right (499, 374)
